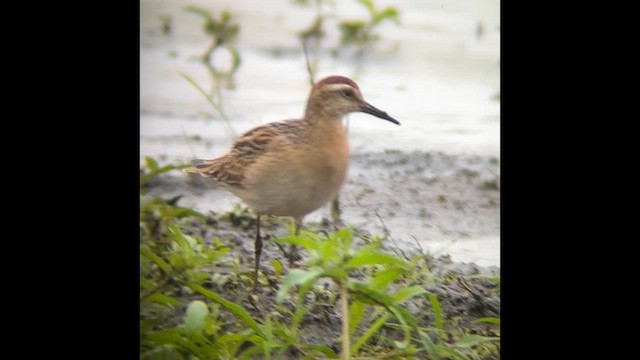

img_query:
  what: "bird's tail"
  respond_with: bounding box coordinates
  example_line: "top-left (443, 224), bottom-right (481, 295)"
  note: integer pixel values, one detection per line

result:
top-left (183, 158), bottom-right (219, 175)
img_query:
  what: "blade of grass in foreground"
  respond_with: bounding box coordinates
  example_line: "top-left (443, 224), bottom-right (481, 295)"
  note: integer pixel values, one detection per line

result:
top-left (474, 317), bottom-right (500, 325)
top-left (453, 334), bottom-right (500, 349)
top-left (392, 286), bottom-right (427, 304)
top-left (189, 283), bottom-right (266, 339)
top-left (418, 330), bottom-right (440, 360)
top-left (140, 247), bottom-right (173, 275)
top-left (178, 71), bottom-right (236, 139)
top-left (273, 235), bottom-right (321, 253)
top-left (350, 312), bottom-right (390, 354)
top-left (427, 292), bottom-right (443, 333)
top-left (276, 267), bottom-right (324, 303)
top-left (345, 251), bottom-right (410, 269)
top-left (179, 72), bottom-right (217, 109)
top-left (301, 344), bottom-right (338, 359)
top-left (145, 329), bottom-right (210, 359)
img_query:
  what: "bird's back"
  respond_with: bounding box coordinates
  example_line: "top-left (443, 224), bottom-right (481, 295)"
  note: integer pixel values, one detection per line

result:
top-left (185, 118), bottom-right (348, 218)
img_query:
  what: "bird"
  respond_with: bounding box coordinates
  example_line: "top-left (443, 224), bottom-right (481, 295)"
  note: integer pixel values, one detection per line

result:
top-left (184, 75), bottom-right (400, 290)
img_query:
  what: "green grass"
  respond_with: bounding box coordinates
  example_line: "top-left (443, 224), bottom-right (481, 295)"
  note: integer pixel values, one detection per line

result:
top-left (139, 186), bottom-right (500, 359)
top-left (181, 6), bottom-right (241, 139)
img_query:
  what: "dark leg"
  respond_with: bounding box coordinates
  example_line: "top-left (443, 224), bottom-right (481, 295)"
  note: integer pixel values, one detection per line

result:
top-left (288, 218), bottom-right (302, 267)
top-left (331, 194), bottom-right (342, 229)
top-left (253, 214), bottom-right (262, 292)
top-left (294, 218), bottom-right (301, 236)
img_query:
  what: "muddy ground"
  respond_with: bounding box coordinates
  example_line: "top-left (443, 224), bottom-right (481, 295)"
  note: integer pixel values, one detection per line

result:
top-left (145, 149), bottom-right (500, 267)
top-left (141, 150), bottom-right (500, 356)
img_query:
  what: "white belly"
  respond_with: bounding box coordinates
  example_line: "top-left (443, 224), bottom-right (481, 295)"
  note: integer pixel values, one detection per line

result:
top-left (230, 147), bottom-right (348, 219)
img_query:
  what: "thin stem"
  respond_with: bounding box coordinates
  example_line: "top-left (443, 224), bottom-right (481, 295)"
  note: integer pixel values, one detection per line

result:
top-left (341, 282), bottom-right (350, 360)
top-left (302, 39), bottom-right (316, 86)
top-left (205, 61), bottom-right (237, 140)
top-left (253, 214), bottom-right (262, 293)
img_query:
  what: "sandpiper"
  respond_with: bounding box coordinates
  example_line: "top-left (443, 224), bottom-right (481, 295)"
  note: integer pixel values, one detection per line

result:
top-left (185, 75), bottom-right (400, 290)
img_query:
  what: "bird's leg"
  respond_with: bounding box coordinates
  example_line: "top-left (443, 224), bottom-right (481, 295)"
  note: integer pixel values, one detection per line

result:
top-left (331, 194), bottom-right (344, 230)
top-left (253, 214), bottom-right (262, 293)
top-left (288, 218), bottom-right (303, 267)
top-left (294, 219), bottom-right (301, 236)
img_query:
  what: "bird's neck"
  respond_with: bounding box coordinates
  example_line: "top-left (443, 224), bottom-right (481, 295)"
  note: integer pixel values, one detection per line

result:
top-left (299, 112), bottom-right (346, 147)
top-left (304, 97), bottom-right (346, 121)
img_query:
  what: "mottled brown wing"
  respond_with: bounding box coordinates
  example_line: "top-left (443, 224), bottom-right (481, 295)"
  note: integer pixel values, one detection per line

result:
top-left (185, 121), bottom-right (299, 187)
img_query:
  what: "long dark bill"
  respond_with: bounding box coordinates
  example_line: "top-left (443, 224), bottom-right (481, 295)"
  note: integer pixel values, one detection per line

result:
top-left (361, 102), bottom-right (401, 125)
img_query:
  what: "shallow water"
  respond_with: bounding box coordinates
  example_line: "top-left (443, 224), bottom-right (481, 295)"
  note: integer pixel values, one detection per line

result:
top-left (140, 0), bottom-right (500, 267)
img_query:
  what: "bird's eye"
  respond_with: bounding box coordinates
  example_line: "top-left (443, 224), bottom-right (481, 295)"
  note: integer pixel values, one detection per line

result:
top-left (342, 89), bottom-right (354, 99)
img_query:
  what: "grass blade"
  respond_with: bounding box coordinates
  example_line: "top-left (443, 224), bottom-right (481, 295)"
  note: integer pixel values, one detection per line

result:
top-left (301, 344), bottom-right (338, 359)
top-left (144, 156), bottom-right (159, 171)
top-left (188, 283), bottom-right (266, 339)
top-left (349, 301), bottom-right (365, 336)
top-left (170, 206), bottom-right (208, 220)
top-left (145, 329), bottom-right (210, 359)
top-left (454, 335), bottom-right (500, 349)
top-left (418, 330), bottom-right (439, 360)
top-left (272, 258), bottom-right (283, 277)
top-left (179, 72), bottom-right (217, 108)
top-left (474, 317), bottom-right (500, 325)
top-left (334, 227), bottom-right (354, 248)
top-left (392, 286), bottom-right (427, 304)
top-left (168, 224), bottom-right (194, 258)
top-left (140, 247), bottom-right (173, 275)
top-left (273, 235), bottom-right (321, 252)
top-left (437, 347), bottom-right (470, 360)
top-left (262, 315), bottom-right (273, 360)
top-left (369, 266), bottom-right (406, 291)
top-left (350, 282), bottom-right (396, 307)
top-left (345, 251), bottom-right (409, 269)
top-left (356, 0), bottom-right (376, 15)
top-left (278, 278), bottom-right (318, 358)
top-left (147, 293), bottom-right (181, 307)
top-left (427, 292), bottom-right (443, 333)
top-left (388, 306), bottom-right (412, 350)
top-left (276, 267), bottom-right (324, 303)
top-left (350, 312), bottom-right (390, 354)
top-left (183, 5), bottom-right (214, 22)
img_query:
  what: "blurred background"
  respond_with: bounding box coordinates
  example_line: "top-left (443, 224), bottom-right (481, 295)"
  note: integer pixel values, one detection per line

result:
top-left (140, 0), bottom-right (500, 267)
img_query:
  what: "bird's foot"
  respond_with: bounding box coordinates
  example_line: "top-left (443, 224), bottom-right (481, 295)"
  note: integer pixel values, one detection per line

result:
top-left (287, 248), bottom-right (303, 268)
top-left (275, 243), bottom-right (303, 268)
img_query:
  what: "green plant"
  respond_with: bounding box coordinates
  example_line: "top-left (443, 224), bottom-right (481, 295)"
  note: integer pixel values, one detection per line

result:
top-left (274, 228), bottom-right (500, 359)
top-left (294, 0), bottom-right (400, 86)
top-left (140, 196), bottom-right (266, 359)
top-left (413, 294), bottom-right (498, 360)
top-left (338, 0), bottom-right (399, 54)
top-left (181, 7), bottom-right (242, 139)
top-left (140, 156), bottom-right (188, 188)
top-left (140, 196), bottom-right (499, 358)
top-left (294, 0), bottom-right (334, 86)
top-left (158, 14), bottom-right (172, 35)
top-left (183, 6), bottom-right (241, 82)
top-left (141, 197), bottom-right (327, 359)
top-left (275, 228), bottom-right (427, 358)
